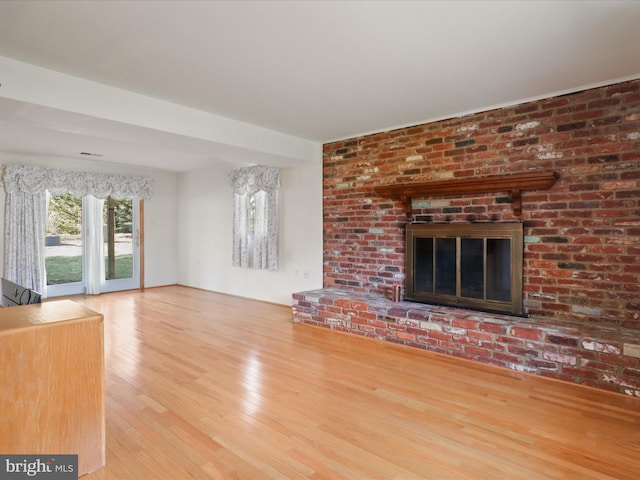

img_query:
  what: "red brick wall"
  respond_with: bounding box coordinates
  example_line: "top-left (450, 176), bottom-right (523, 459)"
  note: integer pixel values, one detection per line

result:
top-left (323, 79), bottom-right (640, 329)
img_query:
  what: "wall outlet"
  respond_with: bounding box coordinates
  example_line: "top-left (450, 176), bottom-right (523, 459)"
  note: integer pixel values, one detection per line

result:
top-left (303, 270), bottom-right (309, 279)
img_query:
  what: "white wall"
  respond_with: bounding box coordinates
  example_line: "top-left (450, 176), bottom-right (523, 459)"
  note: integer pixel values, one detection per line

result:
top-left (177, 158), bottom-right (323, 305)
top-left (0, 153), bottom-right (179, 288)
top-left (0, 152), bottom-right (323, 305)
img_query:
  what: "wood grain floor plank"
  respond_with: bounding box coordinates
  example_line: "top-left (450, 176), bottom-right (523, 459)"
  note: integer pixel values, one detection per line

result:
top-left (75, 286), bottom-right (640, 479)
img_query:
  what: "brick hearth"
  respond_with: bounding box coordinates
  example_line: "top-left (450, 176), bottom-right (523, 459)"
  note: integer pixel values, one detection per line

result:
top-left (293, 288), bottom-right (640, 397)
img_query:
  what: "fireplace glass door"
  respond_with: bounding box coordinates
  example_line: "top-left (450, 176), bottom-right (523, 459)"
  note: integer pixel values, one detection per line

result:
top-left (406, 223), bottom-right (523, 315)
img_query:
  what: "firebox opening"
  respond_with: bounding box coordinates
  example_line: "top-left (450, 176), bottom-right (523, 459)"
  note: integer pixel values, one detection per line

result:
top-left (405, 222), bottom-right (524, 316)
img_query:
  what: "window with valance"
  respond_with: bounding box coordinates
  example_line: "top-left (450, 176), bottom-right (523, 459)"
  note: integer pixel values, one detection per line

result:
top-left (228, 165), bottom-right (280, 271)
top-left (2, 164), bottom-right (154, 295)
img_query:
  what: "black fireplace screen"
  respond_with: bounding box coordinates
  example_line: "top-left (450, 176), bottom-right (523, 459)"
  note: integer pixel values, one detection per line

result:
top-left (406, 223), bottom-right (523, 315)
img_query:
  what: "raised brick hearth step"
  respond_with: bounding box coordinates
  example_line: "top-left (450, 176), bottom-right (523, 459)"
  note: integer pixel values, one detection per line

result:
top-left (292, 288), bottom-right (640, 397)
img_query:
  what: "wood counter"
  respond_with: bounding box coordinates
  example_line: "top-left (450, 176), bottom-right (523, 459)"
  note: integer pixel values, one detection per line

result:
top-left (0, 300), bottom-right (105, 476)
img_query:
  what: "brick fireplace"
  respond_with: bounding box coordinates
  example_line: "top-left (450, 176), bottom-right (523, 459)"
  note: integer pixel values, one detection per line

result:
top-left (293, 79), bottom-right (640, 396)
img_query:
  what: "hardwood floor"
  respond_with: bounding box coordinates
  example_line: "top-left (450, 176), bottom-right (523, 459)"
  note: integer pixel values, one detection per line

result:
top-left (74, 286), bottom-right (640, 479)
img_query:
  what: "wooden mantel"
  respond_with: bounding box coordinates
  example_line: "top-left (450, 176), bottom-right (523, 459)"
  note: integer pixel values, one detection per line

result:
top-left (374, 171), bottom-right (559, 218)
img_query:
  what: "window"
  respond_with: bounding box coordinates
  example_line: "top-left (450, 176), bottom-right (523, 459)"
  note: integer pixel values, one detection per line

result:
top-left (3, 164), bottom-right (152, 296)
top-left (104, 196), bottom-right (135, 281)
top-left (405, 223), bottom-right (523, 315)
top-left (228, 165), bottom-right (280, 271)
top-left (46, 193), bottom-right (83, 286)
top-left (45, 193), bottom-right (139, 297)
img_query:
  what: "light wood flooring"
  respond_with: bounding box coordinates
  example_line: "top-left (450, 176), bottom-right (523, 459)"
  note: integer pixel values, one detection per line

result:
top-left (74, 285), bottom-right (640, 479)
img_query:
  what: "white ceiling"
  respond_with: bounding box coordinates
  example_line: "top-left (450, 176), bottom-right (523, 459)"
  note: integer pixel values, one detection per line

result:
top-left (0, 0), bottom-right (639, 171)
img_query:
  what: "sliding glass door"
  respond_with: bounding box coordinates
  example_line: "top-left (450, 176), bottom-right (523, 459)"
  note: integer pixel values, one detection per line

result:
top-left (45, 194), bottom-right (139, 297)
top-left (45, 193), bottom-right (85, 296)
top-left (102, 197), bottom-right (140, 293)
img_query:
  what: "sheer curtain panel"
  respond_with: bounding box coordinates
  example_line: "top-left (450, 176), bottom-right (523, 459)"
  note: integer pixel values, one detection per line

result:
top-left (84, 195), bottom-right (105, 295)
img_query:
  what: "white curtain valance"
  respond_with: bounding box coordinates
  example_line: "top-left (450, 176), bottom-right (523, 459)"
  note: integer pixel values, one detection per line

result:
top-left (228, 165), bottom-right (280, 195)
top-left (3, 164), bottom-right (154, 200)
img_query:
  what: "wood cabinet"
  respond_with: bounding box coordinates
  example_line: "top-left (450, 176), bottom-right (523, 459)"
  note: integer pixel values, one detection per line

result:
top-left (0, 300), bottom-right (105, 476)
